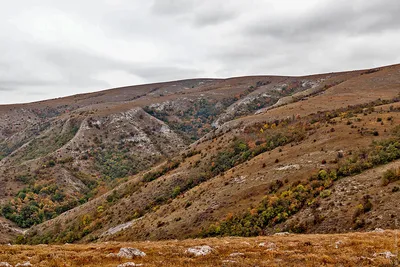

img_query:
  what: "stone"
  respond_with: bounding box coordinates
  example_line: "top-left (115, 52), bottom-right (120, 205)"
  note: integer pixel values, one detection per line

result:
top-left (117, 263), bottom-right (143, 267)
top-left (229, 252), bottom-right (245, 257)
top-left (335, 240), bottom-right (343, 249)
top-left (274, 232), bottom-right (290, 236)
top-left (186, 245), bottom-right (213, 256)
top-left (259, 242), bottom-right (277, 250)
top-left (222, 260), bottom-right (236, 264)
top-left (373, 251), bottom-right (397, 259)
top-left (117, 248), bottom-right (146, 259)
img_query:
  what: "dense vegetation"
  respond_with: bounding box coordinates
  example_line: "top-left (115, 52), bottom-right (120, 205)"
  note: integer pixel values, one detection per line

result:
top-left (21, 124), bottom-right (79, 161)
top-left (201, 125), bottom-right (400, 237)
top-left (1, 182), bottom-right (72, 228)
top-left (211, 124), bottom-right (306, 176)
top-left (12, 94), bottom-right (400, 244)
top-left (144, 98), bottom-right (236, 141)
top-left (93, 149), bottom-right (140, 180)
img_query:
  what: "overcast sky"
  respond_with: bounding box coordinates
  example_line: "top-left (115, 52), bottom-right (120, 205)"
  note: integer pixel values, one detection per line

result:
top-left (1, 0), bottom-right (399, 104)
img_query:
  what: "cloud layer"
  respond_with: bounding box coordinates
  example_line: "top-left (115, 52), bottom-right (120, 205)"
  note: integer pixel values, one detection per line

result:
top-left (1, 0), bottom-right (399, 104)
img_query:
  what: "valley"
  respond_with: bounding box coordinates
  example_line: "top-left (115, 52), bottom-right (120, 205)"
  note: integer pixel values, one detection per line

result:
top-left (0, 64), bottom-right (400, 265)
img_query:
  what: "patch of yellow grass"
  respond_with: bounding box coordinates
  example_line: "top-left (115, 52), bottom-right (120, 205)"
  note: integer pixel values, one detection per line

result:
top-left (1, 231), bottom-right (399, 266)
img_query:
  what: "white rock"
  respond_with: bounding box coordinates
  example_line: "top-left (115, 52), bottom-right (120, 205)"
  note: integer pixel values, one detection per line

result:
top-left (360, 256), bottom-right (374, 262)
top-left (335, 240), bottom-right (343, 249)
top-left (222, 260), bottom-right (236, 263)
top-left (117, 263), bottom-right (143, 267)
top-left (117, 248), bottom-right (146, 259)
top-left (15, 262), bottom-right (32, 267)
top-left (275, 164), bottom-right (300, 171)
top-left (0, 262), bottom-right (12, 267)
top-left (274, 232), bottom-right (290, 236)
top-left (373, 228), bottom-right (385, 233)
top-left (373, 251), bottom-right (397, 259)
top-left (101, 219), bottom-right (139, 237)
top-left (259, 242), bottom-right (277, 250)
top-left (186, 245), bottom-right (213, 256)
top-left (229, 252), bottom-right (245, 257)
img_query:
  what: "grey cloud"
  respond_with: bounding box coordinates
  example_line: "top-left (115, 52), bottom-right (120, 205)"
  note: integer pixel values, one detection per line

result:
top-left (127, 65), bottom-right (202, 81)
top-left (0, 80), bottom-right (55, 89)
top-left (39, 46), bottom-right (119, 87)
top-left (151, 0), bottom-right (194, 16)
top-left (35, 45), bottom-right (201, 87)
top-left (0, 86), bottom-right (19, 92)
top-left (151, 0), bottom-right (238, 27)
top-left (192, 7), bottom-right (238, 27)
top-left (0, 0), bottom-right (399, 104)
top-left (245, 0), bottom-right (400, 41)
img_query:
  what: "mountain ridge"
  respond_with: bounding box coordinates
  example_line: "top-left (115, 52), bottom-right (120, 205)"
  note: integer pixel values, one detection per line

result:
top-left (0, 63), bottom-right (399, 244)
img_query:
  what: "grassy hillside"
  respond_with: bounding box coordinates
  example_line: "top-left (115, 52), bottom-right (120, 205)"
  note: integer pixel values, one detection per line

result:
top-left (1, 231), bottom-right (399, 266)
top-left (1, 64), bottom-right (400, 245)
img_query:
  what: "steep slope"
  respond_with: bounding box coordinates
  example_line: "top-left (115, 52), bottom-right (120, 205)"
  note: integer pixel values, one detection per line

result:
top-left (1, 69), bottom-right (365, 239)
top-left (16, 64), bottom-right (400, 244)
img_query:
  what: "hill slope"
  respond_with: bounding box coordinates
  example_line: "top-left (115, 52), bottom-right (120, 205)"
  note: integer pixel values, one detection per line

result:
top-left (1, 231), bottom-right (399, 266)
top-left (0, 64), bottom-right (400, 244)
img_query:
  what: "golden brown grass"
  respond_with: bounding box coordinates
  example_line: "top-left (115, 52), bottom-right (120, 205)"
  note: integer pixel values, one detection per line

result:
top-left (1, 231), bottom-right (399, 266)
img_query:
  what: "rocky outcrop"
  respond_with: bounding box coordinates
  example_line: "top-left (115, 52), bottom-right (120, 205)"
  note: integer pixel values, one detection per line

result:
top-left (186, 245), bottom-right (213, 256)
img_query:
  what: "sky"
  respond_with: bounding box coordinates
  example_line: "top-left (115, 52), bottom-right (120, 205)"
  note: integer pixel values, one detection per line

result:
top-left (0, 0), bottom-right (399, 104)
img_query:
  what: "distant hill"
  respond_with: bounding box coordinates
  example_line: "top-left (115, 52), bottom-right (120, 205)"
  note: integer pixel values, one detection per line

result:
top-left (0, 64), bottom-right (399, 244)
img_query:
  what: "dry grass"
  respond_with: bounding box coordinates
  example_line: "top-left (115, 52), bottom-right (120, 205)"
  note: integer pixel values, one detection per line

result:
top-left (1, 231), bottom-right (399, 266)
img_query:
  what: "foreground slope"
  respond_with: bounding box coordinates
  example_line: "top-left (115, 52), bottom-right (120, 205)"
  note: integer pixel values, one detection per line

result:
top-left (1, 231), bottom-right (399, 266)
top-left (0, 75), bottom-right (328, 241)
top-left (2, 65), bottom-right (383, 243)
top-left (16, 64), bottom-right (400, 244)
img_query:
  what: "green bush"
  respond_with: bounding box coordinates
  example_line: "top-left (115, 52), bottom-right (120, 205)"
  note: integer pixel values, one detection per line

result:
top-left (382, 168), bottom-right (400, 186)
top-left (143, 161), bottom-right (180, 182)
top-left (202, 127), bottom-right (400, 237)
top-left (171, 186), bottom-right (181, 198)
top-left (319, 189), bottom-right (331, 198)
top-left (94, 150), bottom-right (139, 180)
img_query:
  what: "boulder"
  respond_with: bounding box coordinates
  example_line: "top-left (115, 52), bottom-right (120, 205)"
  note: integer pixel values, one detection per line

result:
top-left (274, 232), bottom-right (290, 236)
top-left (335, 240), bottom-right (343, 249)
top-left (222, 260), bottom-right (236, 264)
top-left (229, 252), bottom-right (245, 257)
top-left (259, 242), bottom-right (277, 250)
top-left (117, 263), bottom-right (143, 267)
top-left (117, 248), bottom-right (146, 259)
top-left (373, 251), bottom-right (397, 259)
top-left (186, 245), bottom-right (213, 256)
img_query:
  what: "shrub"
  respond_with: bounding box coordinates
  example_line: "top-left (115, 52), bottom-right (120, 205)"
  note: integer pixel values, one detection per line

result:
top-left (319, 190), bottom-right (331, 198)
top-left (353, 204), bottom-right (364, 218)
top-left (382, 168), bottom-right (400, 186)
top-left (143, 161), bottom-right (180, 182)
top-left (354, 218), bottom-right (365, 229)
top-left (171, 186), bottom-right (181, 198)
top-left (94, 150), bottom-right (139, 180)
